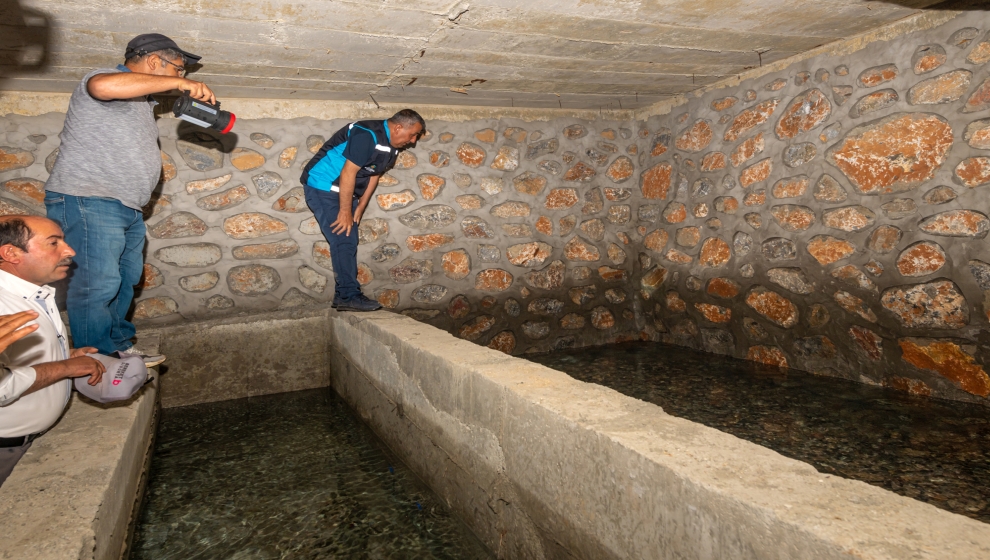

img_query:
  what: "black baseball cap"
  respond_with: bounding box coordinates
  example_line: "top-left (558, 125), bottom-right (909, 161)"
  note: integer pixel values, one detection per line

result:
top-left (125, 33), bottom-right (201, 65)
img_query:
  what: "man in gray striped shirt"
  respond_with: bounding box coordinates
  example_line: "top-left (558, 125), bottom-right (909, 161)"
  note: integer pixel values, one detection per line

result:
top-left (45, 34), bottom-right (216, 366)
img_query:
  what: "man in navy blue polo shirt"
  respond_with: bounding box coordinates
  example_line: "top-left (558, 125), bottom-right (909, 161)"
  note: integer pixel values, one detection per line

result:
top-left (302, 110), bottom-right (425, 311)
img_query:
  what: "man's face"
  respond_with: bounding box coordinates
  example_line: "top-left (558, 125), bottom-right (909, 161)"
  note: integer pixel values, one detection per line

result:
top-left (16, 218), bottom-right (76, 285)
top-left (391, 123), bottom-right (424, 149)
top-left (151, 54), bottom-right (185, 78)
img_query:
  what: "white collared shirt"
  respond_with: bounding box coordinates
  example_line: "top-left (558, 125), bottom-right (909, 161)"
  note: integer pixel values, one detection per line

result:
top-left (0, 269), bottom-right (70, 437)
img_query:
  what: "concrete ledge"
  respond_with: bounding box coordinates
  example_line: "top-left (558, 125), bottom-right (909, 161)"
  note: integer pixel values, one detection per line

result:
top-left (150, 307), bottom-right (333, 408)
top-left (0, 380), bottom-right (159, 560)
top-left (329, 310), bottom-right (990, 559)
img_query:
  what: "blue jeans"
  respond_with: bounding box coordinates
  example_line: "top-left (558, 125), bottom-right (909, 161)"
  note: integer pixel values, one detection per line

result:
top-left (304, 186), bottom-right (361, 300)
top-left (45, 193), bottom-right (145, 354)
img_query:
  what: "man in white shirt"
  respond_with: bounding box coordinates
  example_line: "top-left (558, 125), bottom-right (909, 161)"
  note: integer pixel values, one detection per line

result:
top-left (0, 216), bottom-right (106, 486)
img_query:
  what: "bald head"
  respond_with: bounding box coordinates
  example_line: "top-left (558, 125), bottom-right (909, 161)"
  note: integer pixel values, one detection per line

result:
top-left (0, 215), bottom-right (76, 285)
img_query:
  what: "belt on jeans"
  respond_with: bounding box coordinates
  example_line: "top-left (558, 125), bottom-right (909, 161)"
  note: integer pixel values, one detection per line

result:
top-left (0, 432), bottom-right (42, 448)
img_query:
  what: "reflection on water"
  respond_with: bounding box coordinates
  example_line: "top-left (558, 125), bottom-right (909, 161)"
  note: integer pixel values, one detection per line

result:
top-left (529, 341), bottom-right (990, 524)
top-left (132, 389), bottom-right (491, 559)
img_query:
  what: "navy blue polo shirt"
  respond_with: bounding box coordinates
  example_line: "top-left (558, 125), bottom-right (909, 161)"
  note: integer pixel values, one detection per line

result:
top-left (301, 120), bottom-right (399, 197)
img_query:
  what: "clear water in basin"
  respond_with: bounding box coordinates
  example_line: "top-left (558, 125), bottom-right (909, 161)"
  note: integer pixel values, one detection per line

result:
top-left (131, 388), bottom-right (492, 559)
top-left (528, 341), bottom-right (990, 524)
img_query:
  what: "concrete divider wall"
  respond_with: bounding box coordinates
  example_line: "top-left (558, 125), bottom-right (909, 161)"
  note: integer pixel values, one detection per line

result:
top-left (329, 309), bottom-right (990, 559)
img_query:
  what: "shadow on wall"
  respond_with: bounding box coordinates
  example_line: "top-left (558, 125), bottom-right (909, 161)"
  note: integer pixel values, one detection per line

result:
top-left (0, 0), bottom-right (51, 88)
top-left (875, 0), bottom-right (990, 10)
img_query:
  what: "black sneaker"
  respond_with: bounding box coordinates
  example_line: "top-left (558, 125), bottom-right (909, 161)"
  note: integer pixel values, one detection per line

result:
top-left (336, 294), bottom-right (382, 312)
top-left (331, 296), bottom-right (342, 309)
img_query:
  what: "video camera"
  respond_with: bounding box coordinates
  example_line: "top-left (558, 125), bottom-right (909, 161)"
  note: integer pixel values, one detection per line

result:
top-left (172, 92), bottom-right (235, 134)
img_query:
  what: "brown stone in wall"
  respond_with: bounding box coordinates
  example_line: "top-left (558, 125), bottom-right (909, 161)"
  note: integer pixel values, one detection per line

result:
top-left (148, 211), bottom-right (208, 239)
top-left (913, 44), bottom-right (947, 74)
top-left (730, 133), bottom-right (764, 168)
top-left (376, 290), bottom-right (399, 309)
top-left (545, 188), bottom-right (579, 209)
top-left (813, 174), bottom-right (847, 202)
top-left (591, 307), bottom-right (615, 330)
top-left (535, 216), bottom-right (553, 235)
top-left (675, 226), bottom-right (700, 248)
top-left (743, 190), bottom-right (766, 207)
top-left (662, 202), bottom-right (686, 224)
top-left (699, 237), bottom-right (731, 268)
top-left (271, 187), bottom-right (308, 213)
top-left (908, 70), bottom-right (971, 105)
top-left (694, 303), bottom-right (730, 324)
top-left (897, 241), bottom-right (947, 277)
top-left (775, 89), bottom-right (831, 139)
top-left (278, 147), bottom-right (297, 169)
top-left (968, 35), bottom-right (990, 64)
top-left (459, 316), bottom-right (496, 341)
top-left (222, 213), bottom-right (288, 239)
top-left (833, 265), bottom-right (878, 293)
top-left (849, 326), bottom-right (883, 360)
top-left (707, 277), bottom-right (741, 299)
top-left (133, 297), bottom-right (178, 320)
top-left (474, 129), bottom-right (496, 144)
top-left (505, 128), bottom-right (528, 143)
top-left (963, 76), bottom-right (990, 113)
top-left (768, 268), bottom-right (814, 294)
top-left (807, 235), bottom-right (855, 266)
top-left (232, 238), bottom-right (299, 260)
top-left (358, 219), bottom-right (388, 245)
top-left (379, 174), bottom-right (399, 187)
top-left (441, 249), bottom-right (471, 280)
top-left (417, 174), bottom-right (445, 200)
top-left (141, 264), bottom-right (164, 289)
top-left (491, 146), bottom-right (520, 171)
top-left (475, 269), bottom-right (513, 292)
top-left (881, 280), bottom-right (969, 329)
top-left (826, 113), bottom-right (953, 195)
top-left (867, 225), bottom-right (902, 253)
top-left (389, 258), bottom-right (433, 284)
top-left (564, 237), bottom-right (600, 261)
top-left (160, 151), bottom-right (176, 182)
top-left (377, 190), bottom-right (417, 211)
top-left (771, 176), bottom-right (809, 199)
top-left (850, 89), bottom-right (899, 118)
top-left (406, 233), bottom-right (454, 252)
top-left (525, 260), bottom-right (565, 290)
top-left (186, 173), bottom-right (232, 195)
top-left (597, 266), bottom-right (627, 282)
top-left (507, 242), bottom-right (552, 268)
top-left (712, 97), bottom-right (738, 112)
top-left (487, 331), bottom-right (516, 354)
top-left (675, 120), bottom-right (713, 152)
top-left (832, 290), bottom-right (877, 322)
top-left (724, 99), bottom-right (780, 142)
top-left (429, 150), bottom-right (450, 168)
top-left (954, 157), bottom-right (990, 188)
top-left (919, 210), bottom-right (990, 238)
top-left (227, 264), bottom-right (281, 296)
top-left (641, 162), bottom-right (672, 199)
top-left (197, 185), bottom-right (251, 211)
top-left (490, 201), bottom-right (531, 218)
top-left (513, 172), bottom-right (547, 195)
top-left (455, 194), bottom-right (484, 210)
top-left (394, 151), bottom-right (417, 169)
top-left (822, 205), bottom-right (876, 232)
top-left (700, 152), bottom-right (726, 172)
top-left (746, 287), bottom-right (799, 328)
top-left (963, 119), bottom-right (990, 150)
top-left (644, 229), bottom-right (668, 253)
top-left (765, 78), bottom-right (787, 91)
top-left (559, 215), bottom-right (577, 236)
top-left (747, 346), bottom-right (789, 368)
top-left (455, 143), bottom-right (486, 167)
top-left (230, 148), bottom-right (265, 171)
top-left (0, 146), bottom-right (34, 172)
top-left (858, 64), bottom-right (898, 88)
top-left (178, 271), bottom-right (220, 293)
top-left (770, 205), bottom-right (816, 232)
top-left (605, 156), bottom-right (634, 183)
top-left (713, 197), bottom-right (738, 215)
top-left (664, 248), bottom-right (693, 264)
top-left (564, 162), bottom-right (596, 182)
top-left (900, 338), bottom-right (990, 397)
top-left (740, 158), bottom-right (772, 188)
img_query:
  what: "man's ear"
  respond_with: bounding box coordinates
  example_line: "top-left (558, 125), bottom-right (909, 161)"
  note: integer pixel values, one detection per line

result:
top-left (0, 244), bottom-right (24, 264)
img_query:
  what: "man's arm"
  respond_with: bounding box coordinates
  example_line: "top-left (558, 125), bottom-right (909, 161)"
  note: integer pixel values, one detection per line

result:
top-left (24, 354), bottom-right (104, 396)
top-left (330, 160), bottom-right (362, 236)
top-left (87, 73), bottom-right (216, 104)
top-left (353, 175), bottom-right (380, 225)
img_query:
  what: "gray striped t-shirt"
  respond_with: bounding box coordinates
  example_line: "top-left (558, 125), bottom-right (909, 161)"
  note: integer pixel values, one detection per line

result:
top-left (46, 68), bottom-right (162, 210)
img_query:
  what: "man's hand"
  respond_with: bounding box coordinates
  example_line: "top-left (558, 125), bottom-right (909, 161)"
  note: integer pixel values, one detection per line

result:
top-left (330, 207), bottom-right (355, 236)
top-left (70, 347), bottom-right (98, 358)
top-left (28, 354), bottom-right (106, 394)
top-left (0, 311), bottom-right (39, 355)
top-left (179, 79), bottom-right (216, 105)
top-left (64, 355), bottom-right (105, 386)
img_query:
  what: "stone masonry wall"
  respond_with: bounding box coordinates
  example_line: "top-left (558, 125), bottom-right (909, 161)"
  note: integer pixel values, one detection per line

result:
top-left (1, 12), bottom-right (989, 405)
top-left (0, 112), bottom-right (649, 358)
top-left (632, 12), bottom-right (990, 405)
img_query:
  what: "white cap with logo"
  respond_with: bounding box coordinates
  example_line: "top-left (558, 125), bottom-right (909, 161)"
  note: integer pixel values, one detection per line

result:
top-left (73, 353), bottom-right (150, 403)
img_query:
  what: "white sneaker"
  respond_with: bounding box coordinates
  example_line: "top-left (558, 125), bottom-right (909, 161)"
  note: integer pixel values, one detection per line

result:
top-left (118, 347), bottom-right (167, 367)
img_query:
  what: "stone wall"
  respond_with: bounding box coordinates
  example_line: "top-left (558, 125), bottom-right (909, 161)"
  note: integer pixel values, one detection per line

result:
top-left (1, 11), bottom-right (989, 405)
top-left (631, 13), bottom-right (990, 405)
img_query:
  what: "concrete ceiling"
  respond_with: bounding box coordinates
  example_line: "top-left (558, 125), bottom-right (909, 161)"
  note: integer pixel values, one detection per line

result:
top-left (0, 0), bottom-right (949, 110)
